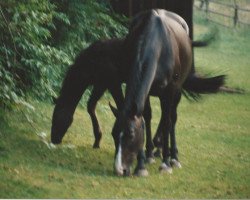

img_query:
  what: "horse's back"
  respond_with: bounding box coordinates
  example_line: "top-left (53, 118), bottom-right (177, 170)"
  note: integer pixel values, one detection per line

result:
top-left (73, 39), bottom-right (125, 84)
top-left (148, 9), bottom-right (192, 88)
top-left (153, 9), bottom-right (192, 84)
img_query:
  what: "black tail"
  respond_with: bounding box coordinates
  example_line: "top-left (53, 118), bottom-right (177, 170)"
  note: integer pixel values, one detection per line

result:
top-left (192, 40), bottom-right (209, 47)
top-left (182, 73), bottom-right (226, 100)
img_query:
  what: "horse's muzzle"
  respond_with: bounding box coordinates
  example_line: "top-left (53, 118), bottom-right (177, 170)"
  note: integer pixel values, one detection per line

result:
top-left (51, 137), bottom-right (62, 144)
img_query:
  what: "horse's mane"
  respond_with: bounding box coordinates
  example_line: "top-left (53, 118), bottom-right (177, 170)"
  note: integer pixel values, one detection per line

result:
top-left (56, 63), bottom-right (84, 106)
top-left (123, 10), bottom-right (172, 116)
top-left (123, 11), bottom-right (151, 115)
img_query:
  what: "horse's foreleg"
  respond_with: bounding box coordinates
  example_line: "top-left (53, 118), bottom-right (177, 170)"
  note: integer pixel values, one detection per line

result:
top-left (153, 123), bottom-right (163, 148)
top-left (169, 90), bottom-right (182, 168)
top-left (158, 92), bottom-right (173, 174)
top-left (143, 97), bottom-right (155, 163)
top-left (87, 85), bottom-right (106, 148)
top-left (152, 96), bottom-right (166, 158)
top-left (152, 112), bottom-right (164, 158)
top-left (134, 149), bottom-right (149, 177)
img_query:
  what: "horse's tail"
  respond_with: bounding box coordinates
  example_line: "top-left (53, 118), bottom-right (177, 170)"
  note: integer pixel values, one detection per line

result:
top-left (192, 40), bottom-right (208, 47)
top-left (182, 73), bottom-right (226, 100)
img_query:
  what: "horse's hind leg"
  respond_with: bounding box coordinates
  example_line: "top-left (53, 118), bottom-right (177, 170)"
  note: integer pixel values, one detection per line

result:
top-left (143, 97), bottom-right (155, 163)
top-left (169, 90), bottom-right (182, 168)
top-left (87, 85), bottom-right (106, 148)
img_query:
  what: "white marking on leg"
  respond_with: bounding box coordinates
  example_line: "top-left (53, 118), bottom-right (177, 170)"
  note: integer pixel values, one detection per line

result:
top-left (146, 157), bottom-right (156, 164)
top-left (115, 132), bottom-right (124, 176)
top-left (159, 162), bottom-right (173, 174)
top-left (171, 159), bottom-right (182, 168)
top-left (135, 169), bottom-right (149, 177)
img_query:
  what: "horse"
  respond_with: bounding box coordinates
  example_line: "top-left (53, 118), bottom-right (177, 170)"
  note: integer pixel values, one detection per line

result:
top-left (50, 11), bottom-right (224, 174)
top-left (50, 39), bottom-right (127, 148)
top-left (50, 38), bottom-right (157, 160)
top-left (50, 13), bottom-right (219, 149)
top-left (109, 9), bottom-right (225, 176)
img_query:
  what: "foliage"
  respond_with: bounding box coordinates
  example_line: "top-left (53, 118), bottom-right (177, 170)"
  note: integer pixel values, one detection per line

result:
top-left (53, 0), bottom-right (128, 56)
top-left (0, 0), bottom-right (127, 108)
top-left (0, 0), bottom-right (70, 107)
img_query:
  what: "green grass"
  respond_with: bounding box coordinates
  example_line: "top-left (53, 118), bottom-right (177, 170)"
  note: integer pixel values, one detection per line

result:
top-left (1, 13), bottom-right (250, 198)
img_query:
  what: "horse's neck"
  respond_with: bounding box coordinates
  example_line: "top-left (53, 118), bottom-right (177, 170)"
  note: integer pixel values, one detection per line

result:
top-left (58, 65), bottom-right (85, 108)
top-left (123, 29), bottom-right (160, 116)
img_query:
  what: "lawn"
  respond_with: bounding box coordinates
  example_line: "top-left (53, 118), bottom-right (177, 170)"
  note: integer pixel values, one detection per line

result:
top-left (0, 11), bottom-right (250, 198)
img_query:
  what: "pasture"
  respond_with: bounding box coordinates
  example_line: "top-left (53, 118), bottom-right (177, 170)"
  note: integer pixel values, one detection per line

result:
top-left (0, 12), bottom-right (250, 198)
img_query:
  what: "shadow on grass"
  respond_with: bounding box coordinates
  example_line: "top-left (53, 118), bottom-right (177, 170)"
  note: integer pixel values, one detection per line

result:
top-left (6, 132), bottom-right (115, 177)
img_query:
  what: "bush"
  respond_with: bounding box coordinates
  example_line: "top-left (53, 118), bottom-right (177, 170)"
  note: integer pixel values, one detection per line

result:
top-left (53, 0), bottom-right (128, 56)
top-left (0, 0), bottom-right (127, 108)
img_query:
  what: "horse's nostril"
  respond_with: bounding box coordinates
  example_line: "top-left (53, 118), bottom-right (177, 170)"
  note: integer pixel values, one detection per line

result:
top-left (51, 138), bottom-right (62, 144)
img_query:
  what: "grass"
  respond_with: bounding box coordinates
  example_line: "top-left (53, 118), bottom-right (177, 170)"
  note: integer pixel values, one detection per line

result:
top-left (0, 12), bottom-right (250, 198)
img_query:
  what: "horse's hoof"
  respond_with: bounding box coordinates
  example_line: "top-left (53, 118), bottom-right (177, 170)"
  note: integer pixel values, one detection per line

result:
top-left (171, 159), bottom-right (182, 168)
top-left (93, 143), bottom-right (100, 149)
top-left (159, 163), bottom-right (172, 174)
top-left (146, 157), bottom-right (156, 164)
top-left (134, 169), bottom-right (149, 177)
top-left (47, 142), bottom-right (57, 149)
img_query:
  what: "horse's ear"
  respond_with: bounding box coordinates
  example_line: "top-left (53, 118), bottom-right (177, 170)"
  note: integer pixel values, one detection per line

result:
top-left (109, 102), bottom-right (119, 118)
top-left (52, 96), bottom-right (58, 104)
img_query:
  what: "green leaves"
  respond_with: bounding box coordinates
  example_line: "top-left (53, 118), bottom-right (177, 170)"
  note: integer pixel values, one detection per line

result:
top-left (0, 0), bottom-right (127, 108)
top-left (0, 0), bottom-right (70, 107)
top-left (54, 0), bottom-right (128, 55)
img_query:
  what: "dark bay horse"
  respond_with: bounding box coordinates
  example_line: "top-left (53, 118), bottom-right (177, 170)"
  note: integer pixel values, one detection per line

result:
top-left (50, 38), bottom-right (204, 146)
top-left (51, 10), bottom-right (224, 176)
top-left (51, 39), bottom-right (126, 147)
top-left (51, 11), bottom-right (189, 150)
top-left (50, 38), bottom-right (157, 158)
top-left (109, 9), bottom-right (224, 176)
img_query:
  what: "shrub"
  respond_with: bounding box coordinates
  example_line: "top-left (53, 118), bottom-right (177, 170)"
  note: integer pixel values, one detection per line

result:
top-left (0, 0), bottom-right (128, 108)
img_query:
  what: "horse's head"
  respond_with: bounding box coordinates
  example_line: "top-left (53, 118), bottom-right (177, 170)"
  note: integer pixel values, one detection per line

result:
top-left (51, 98), bottom-right (73, 144)
top-left (109, 103), bottom-right (145, 176)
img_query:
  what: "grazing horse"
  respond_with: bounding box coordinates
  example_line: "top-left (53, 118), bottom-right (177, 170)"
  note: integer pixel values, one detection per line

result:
top-left (109, 9), bottom-right (224, 176)
top-left (51, 39), bottom-right (126, 147)
top-left (50, 10), bottom-right (189, 151)
top-left (50, 11), bottom-right (224, 175)
top-left (50, 38), bottom-right (158, 157)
